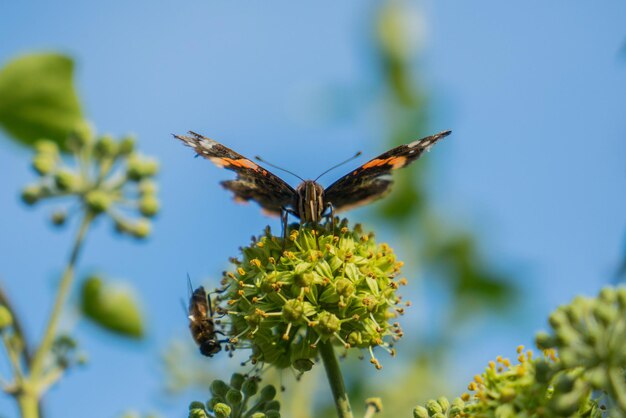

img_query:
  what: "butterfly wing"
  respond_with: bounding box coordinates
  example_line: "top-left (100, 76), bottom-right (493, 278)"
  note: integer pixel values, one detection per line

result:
top-left (324, 130), bottom-right (451, 212)
top-left (174, 131), bottom-right (296, 215)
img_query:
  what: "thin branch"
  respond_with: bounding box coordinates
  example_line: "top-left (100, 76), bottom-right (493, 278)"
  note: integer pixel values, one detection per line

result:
top-left (30, 212), bottom-right (93, 380)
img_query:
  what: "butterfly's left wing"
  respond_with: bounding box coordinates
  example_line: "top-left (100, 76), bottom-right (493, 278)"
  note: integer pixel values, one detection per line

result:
top-left (174, 132), bottom-right (296, 216)
top-left (324, 130), bottom-right (451, 212)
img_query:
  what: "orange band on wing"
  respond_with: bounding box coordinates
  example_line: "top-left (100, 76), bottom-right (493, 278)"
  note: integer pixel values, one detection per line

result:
top-left (210, 157), bottom-right (259, 170)
top-left (360, 156), bottom-right (407, 170)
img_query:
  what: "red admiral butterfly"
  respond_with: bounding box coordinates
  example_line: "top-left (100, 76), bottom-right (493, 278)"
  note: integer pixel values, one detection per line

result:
top-left (173, 130), bottom-right (451, 226)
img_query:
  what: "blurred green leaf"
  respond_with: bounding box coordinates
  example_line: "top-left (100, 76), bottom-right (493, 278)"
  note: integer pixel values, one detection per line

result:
top-left (433, 234), bottom-right (515, 313)
top-left (80, 275), bottom-right (144, 339)
top-left (0, 53), bottom-right (84, 148)
top-left (376, 169), bottom-right (424, 222)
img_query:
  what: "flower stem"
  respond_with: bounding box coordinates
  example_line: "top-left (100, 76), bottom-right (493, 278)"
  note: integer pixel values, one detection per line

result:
top-left (319, 340), bottom-right (353, 418)
top-left (30, 212), bottom-right (93, 379)
top-left (17, 387), bottom-right (39, 418)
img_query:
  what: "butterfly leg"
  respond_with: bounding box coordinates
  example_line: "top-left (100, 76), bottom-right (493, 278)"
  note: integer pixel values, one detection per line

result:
top-left (280, 208), bottom-right (291, 252)
top-left (326, 202), bottom-right (336, 233)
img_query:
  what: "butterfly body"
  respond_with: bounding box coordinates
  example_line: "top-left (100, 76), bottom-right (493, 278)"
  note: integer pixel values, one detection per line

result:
top-left (174, 130), bottom-right (451, 223)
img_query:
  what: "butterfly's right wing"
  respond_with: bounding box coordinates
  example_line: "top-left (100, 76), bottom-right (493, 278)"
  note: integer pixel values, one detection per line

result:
top-left (173, 132), bottom-right (296, 216)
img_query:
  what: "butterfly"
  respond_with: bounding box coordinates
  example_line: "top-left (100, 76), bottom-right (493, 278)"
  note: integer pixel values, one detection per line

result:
top-left (173, 130), bottom-right (451, 228)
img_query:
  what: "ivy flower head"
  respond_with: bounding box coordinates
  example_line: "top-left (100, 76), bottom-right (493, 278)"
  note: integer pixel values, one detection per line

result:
top-left (217, 219), bottom-right (407, 372)
top-left (21, 126), bottom-right (159, 238)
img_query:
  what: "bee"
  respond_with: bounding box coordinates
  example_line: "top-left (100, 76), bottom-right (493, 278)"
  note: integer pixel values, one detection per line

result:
top-left (188, 284), bottom-right (227, 357)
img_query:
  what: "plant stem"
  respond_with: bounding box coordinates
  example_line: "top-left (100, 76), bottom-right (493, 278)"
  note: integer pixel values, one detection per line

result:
top-left (17, 388), bottom-right (39, 418)
top-left (30, 212), bottom-right (93, 379)
top-left (0, 284), bottom-right (32, 364)
top-left (319, 340), bottom-right (353, 418)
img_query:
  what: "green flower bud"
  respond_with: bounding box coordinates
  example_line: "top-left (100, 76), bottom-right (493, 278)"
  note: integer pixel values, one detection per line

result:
top-left (69, 121), bottom-right (95, 150)
top-left (295, 272), bottom-right (315, 288)
top-left (94, 135), bottom-right (117, 159)
top-left (211, 380), bottom-right (229, 397)
top-left (250, 413), bottom-right (266, 418)
top-left (225, 389), bottom-right (242, 406)
top-left (32, 153), bottom-right (57, 175)
top-left (316, 311), bottom-right (341, 336)
top-left (138, 180), bottom-right (158, 195)
top-left (129, 219), bottom-right (152, 238)
top-left (51, 210), bottom-right (67, 226)
top-left (263, 400), bottom-right (280, 412)
top-left (21, 185), bottom-right (42, 205)
top-left (282, 299), bottom-right (304, 322)
top-left (207, 398), bottom-right (220, 411)
top-left (335, 279), bottom-right (354, 298)
top-left (0, 305), bottom-right (13, 330)
top-left (188, 408), bottom-right (208, 418)
top-left (35, 140), bottom-right (60, 156)
top-left (413, 406), bottom-right (429, 418)
top-left (265, 411), bottom-right (280, 418)
top-left (436, 397), bottom-right (449, 412)
top-left (54, 169), bottom-right (80, 191)
top-left (242, 378), bottom-right (259, 396)
top-left (189, 401), bottom-right (205, 410)
top-left (259, 385), bottom-right (276, 402)
top-left (534, 331), bottom-right (553, 349)
top-left (426, 399), bottom-right (442, 415)
top-left (230, 373), bottom-right (245, 390)
top-left (534, 359), bottom-right (552, 383)
top-left (553, 374), bottom-right (575, 393)
top-left (85, 190), bottom-right (111, 213)
top-left (118, 136), bottom-right (136, 155)
top-left (213, 403), bottom-right (231, 418)
top-left (139, 195), bottom-right (160, 217)
top-left (127, 155), bottom-right (159, 181)
top-left (592, 303), bottom-right (616, 326)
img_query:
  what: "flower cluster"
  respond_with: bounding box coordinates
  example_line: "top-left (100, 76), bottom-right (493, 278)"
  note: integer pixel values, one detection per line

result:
top-left (189, 373), bottom-right (280, 418)
top-left (414, 346), bottom-right (603, 418)
top-left (536, 286), bottom-right (626, 415)
top-left (219, 219), bottom-right (406, 371)
top-left (21, 128), bottom-right (159, 237)
top-left (414, 286), bottom-right (626, 417)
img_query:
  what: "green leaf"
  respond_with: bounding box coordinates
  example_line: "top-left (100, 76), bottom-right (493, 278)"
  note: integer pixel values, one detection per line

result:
top-left (0, 53), bottom-right (84, 148)
top-left (80, 275), bottom-right (144, 339)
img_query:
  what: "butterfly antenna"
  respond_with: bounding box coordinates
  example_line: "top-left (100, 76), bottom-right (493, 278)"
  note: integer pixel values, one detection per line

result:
top-left (314, 151), bottom-right (362, 182)
top-left (254, 156), bottom-right (305, 182)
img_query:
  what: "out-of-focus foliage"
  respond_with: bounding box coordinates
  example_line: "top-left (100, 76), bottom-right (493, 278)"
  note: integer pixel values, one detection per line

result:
top-left (371, 1), bottom-right (515, 317)
top-left (0, 49), bottom-right (161, 418)
top-left (0, 53), bottom-right (84, 148)
top-left (417, 286), bottom-right (626, 417)
top-left (80, 275), bottom-right (144, 338)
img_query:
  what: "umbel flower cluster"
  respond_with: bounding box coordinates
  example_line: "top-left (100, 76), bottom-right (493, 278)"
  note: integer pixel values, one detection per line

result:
top-left (219, 219), bottom-right (407, 371)
top-left (415, 286), bottom-right (626, 418)
top-left (21, 127), bottom-right (159, 236)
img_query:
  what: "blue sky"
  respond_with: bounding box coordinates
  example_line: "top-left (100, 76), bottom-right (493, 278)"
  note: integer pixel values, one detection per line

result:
top-left (1, 1), bottom-right (626, 417)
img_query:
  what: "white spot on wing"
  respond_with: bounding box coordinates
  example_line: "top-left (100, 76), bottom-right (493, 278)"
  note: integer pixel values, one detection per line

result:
top-left (408, 138), bottom-right (422, 148)
top-left (198, 139), bottom-right (217, 151)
